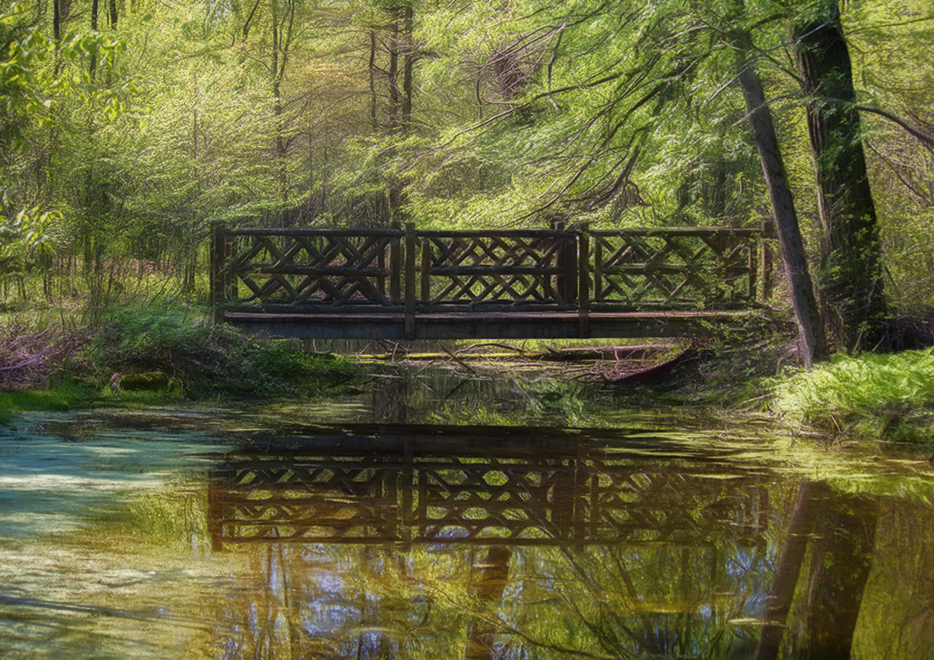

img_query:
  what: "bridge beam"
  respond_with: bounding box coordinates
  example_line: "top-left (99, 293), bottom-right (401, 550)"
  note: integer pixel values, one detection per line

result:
top-left (223, 310), bottom-right (762, 340)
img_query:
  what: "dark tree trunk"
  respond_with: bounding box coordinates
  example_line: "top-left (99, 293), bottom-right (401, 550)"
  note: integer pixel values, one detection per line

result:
top-left (387, 15), bottom-right (400, 130)
top-left (53, 0), bottom-right (62, 42)
top-left (89, 0), bottom-right (99, 78)
top-left (754, 480), bottom-right (819, 660)
top-left (368, 30), bottom-right (378, 130)
top-left (732, 22), bottom-right (828, 367)
top-left (794, 2), bottom-right (887, 351)
top-left (799, 483), bottom-right (878, 660)
top-left (466, 546), bottom-right (511, 660)
top-left (401, 4), bottom-right (414, 131)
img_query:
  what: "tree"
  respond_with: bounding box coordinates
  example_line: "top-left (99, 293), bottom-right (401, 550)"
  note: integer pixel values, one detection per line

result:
top-left (793, 0), bottom-right (887, 351)
top-left (730, 6), bottom-right (828, 367)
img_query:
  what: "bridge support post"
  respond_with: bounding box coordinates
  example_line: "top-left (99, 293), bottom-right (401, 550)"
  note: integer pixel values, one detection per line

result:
top-left (578, 223), bottom-right (591, 339)
top-left (404, 223), bottom-right (417, 340)
top-left (390, 221), bottom-right (401, 303)
top-left (564, 229), bottom-right (578, 306)
top-left (210, 222), bottom-right (226, 325)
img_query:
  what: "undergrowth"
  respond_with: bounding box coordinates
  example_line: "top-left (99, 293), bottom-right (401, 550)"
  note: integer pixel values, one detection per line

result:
top-left (770, 349), bottom-right (934, 443)
top-left (1, 300), bottom-right (361, 415)
top-left (83, 302), bottom-right (361, 398)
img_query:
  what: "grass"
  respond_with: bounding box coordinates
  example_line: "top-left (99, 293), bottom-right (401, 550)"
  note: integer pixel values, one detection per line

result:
top-left (770, 349), bottom-right (934, 443)
top-left (1, 298), bottom-right (362, 419)
top-left (0, 383), bottom-right (98, 424)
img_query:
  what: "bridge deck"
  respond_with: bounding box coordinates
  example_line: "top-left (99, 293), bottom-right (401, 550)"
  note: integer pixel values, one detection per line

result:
top-left (223, 309), bottom-right (763, 340)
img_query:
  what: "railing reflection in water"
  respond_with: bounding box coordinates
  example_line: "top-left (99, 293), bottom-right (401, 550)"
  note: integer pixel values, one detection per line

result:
top-left (207, 424), bottom-right (772, 550)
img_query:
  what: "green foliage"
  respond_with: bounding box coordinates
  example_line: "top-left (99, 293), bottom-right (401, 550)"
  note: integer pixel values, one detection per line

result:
top-left (0, 206), bottom-right (58, 272)
top-left (87, 301), bottom-right (360, 397)
top-left (771, 349), bottom-right (934, 443)
top-left (0, 0), bottom-right (930, 325)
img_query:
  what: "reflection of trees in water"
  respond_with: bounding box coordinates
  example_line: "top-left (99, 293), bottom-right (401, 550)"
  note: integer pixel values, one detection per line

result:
top-left (835, 496), bottom-right (934, 660)
top-left (505, 542), bottom-right (770, 658)
top-left (755, 481), bottom-right (882, 660)
top-left (199, 428), bottom-right (934, 659)
top-left (207, 493), bottom-right (930, 659)
top-left (366, 365), bottom-right (595, 426)
top-left (205, 432), bottom-right (780, 658)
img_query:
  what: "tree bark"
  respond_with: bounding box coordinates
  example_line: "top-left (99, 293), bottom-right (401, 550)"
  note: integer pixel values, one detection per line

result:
top-left (732, 25), bottom-right (828, 367)
top-left (466, 546), bottom-right (511, 660)
top-left (794, 1), bottom-right (887, 351)
top-left (754, 480), bottom-right (818, 660)
top-left (368, 30), bottom-right (378, 130)
top-left (89, 0), bottom-right (99, 78)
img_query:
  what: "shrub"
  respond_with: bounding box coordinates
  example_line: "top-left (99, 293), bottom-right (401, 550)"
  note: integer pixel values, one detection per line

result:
top-left (771, 349), bottom-right (934, 443)
top-left (84, 301), bottom-right (359, 397)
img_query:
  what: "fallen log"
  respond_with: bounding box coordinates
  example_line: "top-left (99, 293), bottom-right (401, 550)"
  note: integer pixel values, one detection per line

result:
top-left (582, 348), bottom-right (698, 384)
top-left (359, 343), bottom-right (680, 362)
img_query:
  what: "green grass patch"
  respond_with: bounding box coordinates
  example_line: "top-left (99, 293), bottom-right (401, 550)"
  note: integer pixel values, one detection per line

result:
top-left (0, 382), bottom-right (98, 423)
top-left (771, 349), bottom-right (934, 443)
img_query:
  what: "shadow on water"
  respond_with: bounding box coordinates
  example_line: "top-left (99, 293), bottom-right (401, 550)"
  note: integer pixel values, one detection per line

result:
top-left (1, 376), bottom-right (934, 658)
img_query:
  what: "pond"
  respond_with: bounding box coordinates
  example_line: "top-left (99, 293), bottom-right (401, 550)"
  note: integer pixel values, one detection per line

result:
top-left (1, 366), bottom-right (933, 659)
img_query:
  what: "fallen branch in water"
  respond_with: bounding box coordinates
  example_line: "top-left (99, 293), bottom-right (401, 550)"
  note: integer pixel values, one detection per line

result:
top-left (358, 343), bottom-right (681, 362)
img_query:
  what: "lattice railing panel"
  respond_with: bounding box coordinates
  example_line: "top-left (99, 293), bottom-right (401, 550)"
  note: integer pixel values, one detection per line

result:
top-left (418, 232), bottom-right (574, 309)
top-left (213, 458), bottom-right (400, 543)
top-left (415, 458), bottom-right (579, 542)
top-left (591, 229), bottom-right (757, 309)
top-left (219, 229), bottom-right (402, 308)
top-left (212, 225), bottom-right (766, 318)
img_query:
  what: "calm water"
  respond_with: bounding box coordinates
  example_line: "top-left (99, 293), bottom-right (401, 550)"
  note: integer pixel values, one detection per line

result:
top-left (1, 367), bottom-right (933, 659)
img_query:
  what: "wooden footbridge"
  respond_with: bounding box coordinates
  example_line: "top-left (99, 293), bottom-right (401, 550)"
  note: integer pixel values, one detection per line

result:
top-left (210, 222), bottom-right (772, 340)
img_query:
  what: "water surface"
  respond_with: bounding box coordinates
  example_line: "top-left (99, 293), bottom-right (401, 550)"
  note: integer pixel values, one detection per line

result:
top-left (1, 369), bottom-right (933, 659)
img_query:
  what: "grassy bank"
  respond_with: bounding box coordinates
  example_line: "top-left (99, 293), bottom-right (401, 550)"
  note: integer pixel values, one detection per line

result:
top-left (0, 300), bottom-right (361, 422)
top-left (770, 349), bottom-right (934, 444)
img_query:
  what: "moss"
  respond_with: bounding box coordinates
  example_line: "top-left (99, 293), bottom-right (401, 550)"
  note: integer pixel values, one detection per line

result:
top-left (80, 301), bottom-right (362, 398)
top-left (117, 371), bottom-right (173, 391)
top-left (0, 300), bottom-right (364, 420)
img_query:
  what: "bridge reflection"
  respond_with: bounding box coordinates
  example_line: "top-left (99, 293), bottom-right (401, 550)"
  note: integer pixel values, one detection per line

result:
top-left (207, 423), bottom-right (772, 550)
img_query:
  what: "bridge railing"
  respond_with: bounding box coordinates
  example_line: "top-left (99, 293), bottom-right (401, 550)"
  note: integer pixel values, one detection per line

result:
top-left (589, 227), bottom-right (763, 311)
top-left (414, 228), bottom-right (578, 311)
top-left (211, 226), bottom-right (405, 320)
top-left (211, 222), bottom-right (770, 321)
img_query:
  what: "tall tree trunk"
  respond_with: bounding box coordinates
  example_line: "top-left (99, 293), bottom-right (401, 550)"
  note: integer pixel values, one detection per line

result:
top-left (368, 30), bottom-right (378, 130)
top-left (731, 19), bottom-right (828, 367)
top-left (89, 0), bottom-right (99, 78)
top-left (799, 483), bottom-right (878, 660)
top-left (401, 3), bottom-right (414, 132)
top-left (794, 1), bottom-right (886, 351)
top-left (387, 13), bottom-right (400, 131)
top-left (270, 0), bottom-right (295, 219)
top-left (754, 480), bottom-right (818, 660)
top-left (52, 0), bottom-right (62, 42)
top-left (466, 546), bottom-right (511, 660)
